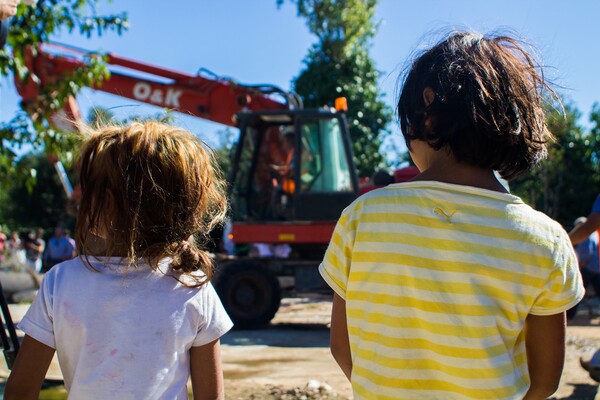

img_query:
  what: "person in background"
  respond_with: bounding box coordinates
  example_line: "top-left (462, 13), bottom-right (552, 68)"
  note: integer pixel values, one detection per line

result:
top-left (319, 30), bottom-right (584, 399)
top-left (570, 195), bottom-right (600, 245)
top-left (5, 230), bottom-right (26, 271)
top-left (568, 198), bottom-right (600, 380)
top-left (0, 0), bottom-right (37, 48)
top-left (42, 227), bottom-right (73, 272)
top-left (0, 231), bottom-right (6, 264)
top-left (0, 0), bottom-right (18, 19)
top-left (5, 121), bottom-right (232, 399)
top-left (566, 216), bottom-right (600, 319)
top-left (0, 0), bottom-right (36, 19)
top-left (7, 231), bottom-right (21, 253)
top-left (573, 216), bottom-right (600, 293)
top-left (6, 231), bottom-right (25, 263)
top-left (23, 228), bottom-right (44, 273)
top-left (63, 228), bottom-right (76, 258)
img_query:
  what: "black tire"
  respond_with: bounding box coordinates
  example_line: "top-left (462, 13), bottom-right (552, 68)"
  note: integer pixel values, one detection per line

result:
top-left (215, 260), bottom-right (281, 329)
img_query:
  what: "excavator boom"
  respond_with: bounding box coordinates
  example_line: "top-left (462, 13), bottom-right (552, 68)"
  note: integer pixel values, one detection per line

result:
top-left (16, 43), bottom-right (291, 127)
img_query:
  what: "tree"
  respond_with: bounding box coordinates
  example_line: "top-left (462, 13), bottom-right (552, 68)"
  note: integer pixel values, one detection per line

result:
top-left (2, 152), bottom-right (75, 230)
top-left (280, 0), bottom-right (391, 177)
top-left (510, 101), bottom-right (600, 228)
top-left (0, 103), bottom-right (183, 231)
top-left (212, 127), bottom-right (237, 178)
top-left (0, 0), bottom-right (127, 185)
top-left (588, 102), bottom-right (600, 168)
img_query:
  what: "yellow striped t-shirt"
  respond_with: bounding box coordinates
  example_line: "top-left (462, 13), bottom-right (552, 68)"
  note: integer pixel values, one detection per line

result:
top-left (319, 181), bottom-right (584, 400)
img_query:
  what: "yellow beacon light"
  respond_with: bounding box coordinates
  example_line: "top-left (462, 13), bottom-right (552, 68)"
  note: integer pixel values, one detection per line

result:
top-left (335, 97), bottom-right (348, 112)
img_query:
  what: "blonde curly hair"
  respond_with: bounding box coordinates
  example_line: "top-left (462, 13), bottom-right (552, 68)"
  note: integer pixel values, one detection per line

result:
top-left (74, 121), bottom-right (228, 286)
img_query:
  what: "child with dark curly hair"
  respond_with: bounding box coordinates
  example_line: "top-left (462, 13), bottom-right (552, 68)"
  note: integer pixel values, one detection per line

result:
top-left (6, 122), bottom-right (232, 399)
top-left (320, 31), bottom-right (584, 400)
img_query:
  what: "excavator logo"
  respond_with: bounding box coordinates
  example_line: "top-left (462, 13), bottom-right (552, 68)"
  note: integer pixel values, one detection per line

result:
top-left (132, 82), bottom-right (182, 108)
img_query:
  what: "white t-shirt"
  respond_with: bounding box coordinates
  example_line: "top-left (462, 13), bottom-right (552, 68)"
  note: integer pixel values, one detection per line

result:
top-left (19, 256), bottom-right (233, 399)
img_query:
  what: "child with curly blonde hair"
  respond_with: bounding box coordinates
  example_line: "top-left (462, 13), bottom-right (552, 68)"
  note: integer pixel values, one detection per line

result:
top-left (6, 122), bottom-right (232, 399)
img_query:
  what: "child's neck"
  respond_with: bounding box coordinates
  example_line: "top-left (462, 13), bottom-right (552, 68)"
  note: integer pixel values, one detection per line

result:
top-left (413, 154), bottom-right (508, 194)
top-left (85, 233), bottom-right (128, 257)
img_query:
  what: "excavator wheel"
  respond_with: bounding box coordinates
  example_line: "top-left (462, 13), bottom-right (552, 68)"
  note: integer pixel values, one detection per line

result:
top-left (215, 260), bottom-right (281, 329)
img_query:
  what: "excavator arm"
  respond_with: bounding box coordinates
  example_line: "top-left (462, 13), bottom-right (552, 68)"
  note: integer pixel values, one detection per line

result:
top-left (15, 42), bottom-right (293, 127)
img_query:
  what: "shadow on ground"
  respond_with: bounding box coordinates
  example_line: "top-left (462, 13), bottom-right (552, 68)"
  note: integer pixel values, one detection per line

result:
top-left (550, 383), bottom-right (598, 400)
top-left (221, 321), bottom-right (330, 348)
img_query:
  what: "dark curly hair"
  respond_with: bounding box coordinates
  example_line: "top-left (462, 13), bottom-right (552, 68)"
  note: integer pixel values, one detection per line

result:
top-left (75, 121), bottom-right (228, 287)
top-left (397, 31), bottom-right (557, 180)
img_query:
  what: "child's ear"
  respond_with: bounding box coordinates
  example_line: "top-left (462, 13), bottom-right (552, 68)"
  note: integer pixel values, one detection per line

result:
top-left (423, 87), bottom-right (435, 107)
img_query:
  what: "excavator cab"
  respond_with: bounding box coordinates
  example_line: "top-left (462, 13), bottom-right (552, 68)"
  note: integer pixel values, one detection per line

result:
top-left (230, 109), bottom-right (359, 227)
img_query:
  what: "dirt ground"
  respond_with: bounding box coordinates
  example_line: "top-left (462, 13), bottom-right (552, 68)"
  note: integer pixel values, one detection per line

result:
top-left (221, 293), bottom-right (351, 399)
top-left (3, 294), bottom-right (600, 399)
top-left (220, 294), bottom-right (600, 400)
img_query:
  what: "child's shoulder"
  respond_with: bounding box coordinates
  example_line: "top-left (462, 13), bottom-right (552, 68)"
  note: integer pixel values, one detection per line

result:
top-left (349, 180), bottom-right (506, 210)
top-left (354, 180), bottom-right (420, 201)
top-left (340, 181), bottom-right (427, 219)
top-left (39, 256), bottom-right (86, 286)
top-left (509, 202), bottom-right (569, 240)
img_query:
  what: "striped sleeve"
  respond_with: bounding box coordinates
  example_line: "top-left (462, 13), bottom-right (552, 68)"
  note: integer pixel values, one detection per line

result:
top-left (530, 231), bottom-right (585, 315)
top-left (319, 204), bottom-right (359, 299)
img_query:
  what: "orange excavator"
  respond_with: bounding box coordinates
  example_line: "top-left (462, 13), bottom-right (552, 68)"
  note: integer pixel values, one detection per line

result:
top-left (15, 42), bottom-right (417, 326)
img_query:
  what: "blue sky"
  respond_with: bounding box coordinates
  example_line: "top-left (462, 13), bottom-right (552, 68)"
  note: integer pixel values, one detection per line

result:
top-left (1, 0), bottom-right (599, 161)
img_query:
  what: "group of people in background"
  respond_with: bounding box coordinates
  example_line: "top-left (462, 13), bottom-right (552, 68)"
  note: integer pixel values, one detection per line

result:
top-left (0, 226), bottom-right (76, 274)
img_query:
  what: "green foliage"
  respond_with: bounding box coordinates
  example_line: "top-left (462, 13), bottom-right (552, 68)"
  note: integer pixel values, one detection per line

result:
top-left (280, 0), bottom-right (377, 58)
top-left (510, 101), bottom-right (600, 228)
top-left (588, 102), bottom-right (600, 163)
top-left (0, 103), bottom-right (183, 231)
top-left (282, 0), bottom-right (391, 177)
top-left (2, 152), bottom-right (75, 231)
top-left (212, 127), bottom-right (237, 179)
top-left (0, 0), bottom-right (127, 182)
